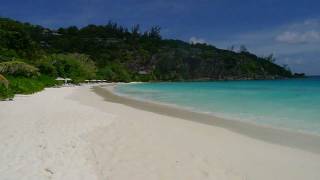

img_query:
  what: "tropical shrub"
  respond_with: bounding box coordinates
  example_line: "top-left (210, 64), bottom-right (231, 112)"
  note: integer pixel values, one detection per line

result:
top-left (0, 74), bottom-right (9, 88)
top-left (35, 56), bottom-right (58, 77)
top-left (97, 62), bottom-right (131, 82)
top-left (97, 66), bottom-right (116, 81)
top-left (0, 74), bottom-right (13, 100)
top-left (0, 48), bottom-right (19, 62)
top-left (0, 84), bottom-right (14, 100)
top-left (37, 53), bottom-right (97, 83)
top-left (0, 61), bottom-right (39, 77)
top-left (7, 75), bottom-right (59, 95)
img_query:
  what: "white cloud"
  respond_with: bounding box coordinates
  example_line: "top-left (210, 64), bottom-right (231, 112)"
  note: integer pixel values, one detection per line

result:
top-left (303, 19), bottom-right (320, 26)
top-left (189, 37), bottom-right (206, 44)
top-left (274, 18), bottom-right (320, 44)
top-left (276, 30), bottom-right (320, 44)
top-left (214, 18), bottom-right (320, 75)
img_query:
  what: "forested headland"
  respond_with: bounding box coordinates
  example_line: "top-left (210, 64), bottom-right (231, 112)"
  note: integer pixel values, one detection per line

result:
top-left (0, 17), bottom-right (295, 99)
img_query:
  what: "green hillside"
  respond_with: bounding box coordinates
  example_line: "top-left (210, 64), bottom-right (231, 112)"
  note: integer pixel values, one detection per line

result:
top-left (0, 17), bottom-right (294, 99)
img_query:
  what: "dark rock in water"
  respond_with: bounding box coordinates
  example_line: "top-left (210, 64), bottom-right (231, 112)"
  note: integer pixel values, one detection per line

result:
top-left (294, 73), bottom-right (305, 78)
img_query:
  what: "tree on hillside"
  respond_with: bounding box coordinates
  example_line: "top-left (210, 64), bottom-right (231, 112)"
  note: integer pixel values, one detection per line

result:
top-left (265, 53), bottom-right (276, 63)
top-left (239, 45), bottom-right (248, 53)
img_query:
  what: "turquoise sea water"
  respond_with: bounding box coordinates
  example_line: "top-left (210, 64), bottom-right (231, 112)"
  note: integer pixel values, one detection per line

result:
top-left (115, 77), bottom-right (320, 135)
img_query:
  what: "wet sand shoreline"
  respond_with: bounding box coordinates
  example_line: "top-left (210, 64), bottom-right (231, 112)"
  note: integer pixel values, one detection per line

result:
top-left (93, 84), bottom-right (320, 154)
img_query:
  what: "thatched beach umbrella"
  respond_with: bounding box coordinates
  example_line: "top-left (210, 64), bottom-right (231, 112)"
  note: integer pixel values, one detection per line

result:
top-left (56, 77), bottom-right (72, 84)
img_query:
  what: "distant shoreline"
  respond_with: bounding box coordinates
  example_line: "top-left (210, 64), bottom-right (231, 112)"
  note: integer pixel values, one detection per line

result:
top-left (93, 84), bottom-right (320, 154)
top-left (114, 75), bottom-right (311, 85)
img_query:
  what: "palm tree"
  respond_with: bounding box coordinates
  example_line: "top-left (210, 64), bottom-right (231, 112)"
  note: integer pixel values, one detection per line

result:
top-left (0, 74), bottom-right (9, 88)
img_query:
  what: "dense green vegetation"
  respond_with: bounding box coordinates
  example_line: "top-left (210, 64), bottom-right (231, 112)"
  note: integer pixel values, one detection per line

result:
top-left (0, 75), bottom-right (59, 100)
top-left (0, 17), bottom-right (294, 99)
top-left (36, 53), bottom-right (96, 83)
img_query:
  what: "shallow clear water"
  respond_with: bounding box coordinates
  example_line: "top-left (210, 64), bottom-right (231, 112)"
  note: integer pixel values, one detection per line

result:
top-left (115, 77), bottom-right (320, 134)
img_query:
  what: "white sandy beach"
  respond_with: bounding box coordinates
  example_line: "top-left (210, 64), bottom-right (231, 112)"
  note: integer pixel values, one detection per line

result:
top-left (1, 85), bottom-right (320, 180)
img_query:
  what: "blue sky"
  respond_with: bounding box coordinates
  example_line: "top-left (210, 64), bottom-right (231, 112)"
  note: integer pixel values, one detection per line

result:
top-left (1, 0), bottom-right (320, 75)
